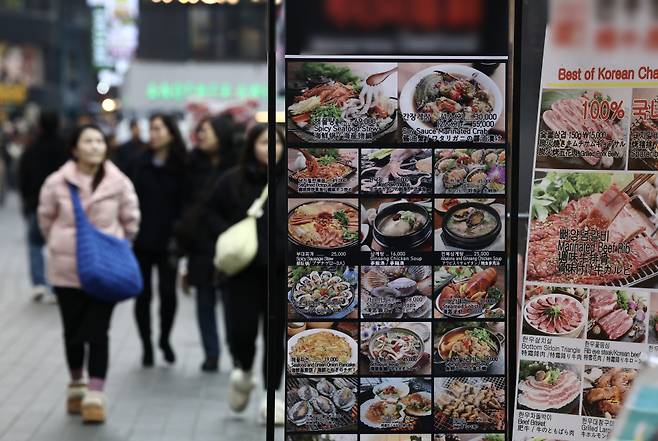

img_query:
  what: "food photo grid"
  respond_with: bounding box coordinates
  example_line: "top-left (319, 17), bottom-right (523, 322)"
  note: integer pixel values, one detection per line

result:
top-left (284, 58), bottom-right (510, 439)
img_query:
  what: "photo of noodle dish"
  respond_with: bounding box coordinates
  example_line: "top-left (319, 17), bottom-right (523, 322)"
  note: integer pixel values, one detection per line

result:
top-left (359, 377), bottom-right (433, 433)
top-left (433, 321), bottom-right (504, 375)
top-left (360, 266), bottom-right (432, 320)
top-left (288, 266), bottom-right (358, 320)
top-left (287, 326), bottom-right (358, 376)
top-left (360, 322), bottom-right (431, 375)
top-left (399, 63), bottom-right (504, 142)
top-left (434, 377), bottom-right (506, 432)
top-left (288, 148), bottom-right (358, 194)
top-left (361, 149), bottom-right (432, 194)
top-left (517, 362), bottom-right (581, 415)
top-left (288, 199), bottom-right (359, 250)
top-left (287, 62), bottom-right (398, 143)
top-left (286, 377), bottom-right (358, 432)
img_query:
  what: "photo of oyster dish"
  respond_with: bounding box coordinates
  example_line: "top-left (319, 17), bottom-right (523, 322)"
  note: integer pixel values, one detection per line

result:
top-left (399, 64), bottom-right (504, 142)
top-left (288, 267), bottom-right (357, 320)
top-left (587, 290), bottom-right (648, 343)
top-left (361, 149), bottom-right (432, 194)
top-left (286, 377), bottom-right (357, 432)
top-left (287, 327), bottom-right (358, 375)
top-left (527, 172), bottom-right (658, 286)
top-left (435, 149), bottom-right (506, 195)
top-left (360, 378), bottom-right (433, 432)
top-left (361, 266), bottom-right (432, 319)
top-left (517, 362), bottom-right (581, 414)
top-left (434, 377), bottom-right (506, 432)
top-left (435, 267), bottom-right (504, 319)
top-left (288, 199), bottom-right (359, 250)
top-left (360, 322), bottom-right (431, 375)
top-left (582, 367), bottom-right (638, 419)
top-left (288, 148), bottom-right (358, 194)
top-left (434, 322), bottom-right (504, 375)
top-left (523, 287), bottom-right (588, 338)
top-left (536, 89), bottom-right (629, 170)
top-left (287, 62), bottom-right (397, 143)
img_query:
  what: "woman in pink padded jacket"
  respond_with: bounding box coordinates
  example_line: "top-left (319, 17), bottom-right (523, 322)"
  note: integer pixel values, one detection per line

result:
top-left (38, 124), bottom-right (140, 424)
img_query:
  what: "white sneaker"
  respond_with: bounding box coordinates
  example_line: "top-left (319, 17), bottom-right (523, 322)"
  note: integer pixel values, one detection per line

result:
top-left (228, 368), bottom-right (254, 413)
top-left (67, 382), bottom-right (87, 414)
top-left (259, 397), bottom-right (285, 426)
top-left (42, 293), bottom-right (57, 304)
top-left (31, 285), bottom-right (47, 302)
top-left (81, 390), bottom-right (106, 424)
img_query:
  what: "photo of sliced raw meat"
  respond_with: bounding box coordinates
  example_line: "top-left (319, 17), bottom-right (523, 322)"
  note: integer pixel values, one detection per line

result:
top-left (597, 309), bottom-right (633, 341)
top-left (588, 291), bottom-right (648, 343)
top-left (518, 368), bottom-right (581, 412)
top-left (524, 294), bottom-right (586, 337)
top-left (589, 290), bottom-right (617, 320)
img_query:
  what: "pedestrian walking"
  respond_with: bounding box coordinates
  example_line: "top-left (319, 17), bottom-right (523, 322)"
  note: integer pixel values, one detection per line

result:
top-left (132, 114), bottom-right (186, 367)
top-left (174, 115), bottom-right (237, 372)
top-left (111, 118), bottom-right (145, 176)
top-left (38, 124), bottom-right (140, 423)
top-left (18, 111), bottom-right (67, 303)
top-left (206, 123), bottom-right (286, 424)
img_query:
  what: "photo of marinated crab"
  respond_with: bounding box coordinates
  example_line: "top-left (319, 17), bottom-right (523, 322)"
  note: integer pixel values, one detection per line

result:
top-left (361, 149), bottom-right (432, 194)
top-left (288, 148), bottom-right (358, 195)
top-left (288, 267), bottom-right (358, 320)
top-left (286, 377), bottom-right (358, 432)
top-left (360, 266), bottom-right (432, 319)
top-left (434, 149), bottom-right (506, 195)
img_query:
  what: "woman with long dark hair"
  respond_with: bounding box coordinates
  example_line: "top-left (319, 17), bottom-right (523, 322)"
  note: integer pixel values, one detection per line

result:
top-left (175, 114), bottom-right (237, 372)
top-left (38, 124), bottom-right (140, 423)
top-left (206, 123), bottom-right (286, 424)
top-left (132, 114), bottom-right (186, 367)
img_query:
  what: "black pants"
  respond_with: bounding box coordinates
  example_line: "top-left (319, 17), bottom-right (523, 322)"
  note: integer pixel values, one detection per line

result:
top-left (55, 287), bottom-right (115, 379)
top-left (222, 269), bottom-right (284, 390)
top-left (134, 251), bottom-right (177, 349)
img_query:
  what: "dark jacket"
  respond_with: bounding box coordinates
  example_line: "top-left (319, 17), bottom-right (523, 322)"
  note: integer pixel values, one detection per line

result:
top-left (18, 135), bottom-right (67, 216)
top-left (111, 138), bottom-right (145, 177)
top-left (174, 149), bottom-right (231, 286)
top-left (131, 150), bottom-right (185, 253)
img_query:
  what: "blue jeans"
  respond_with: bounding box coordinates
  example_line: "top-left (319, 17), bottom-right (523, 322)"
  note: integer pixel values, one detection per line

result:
top-left (26, 214), bottom-right (47, 287)
top-left (196, 284), bottom-right (220, 359)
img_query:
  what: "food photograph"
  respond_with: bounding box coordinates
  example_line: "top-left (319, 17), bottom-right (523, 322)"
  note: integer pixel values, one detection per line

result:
top-left (516, 361), bottom-right (582, 415)
top-left (434, 266), bottom-right (505, 320)
top-left (586, 290), bottom-right (648, 343)
top-left (361, 435), bottom-right (432, 441)
top-left (650, 293), bottom-right (658, 344)
top-left (286, 377), bottom-right (358, 433)
top-left (288, 266), bottom-right (359, 320)
top-left (582, 366), bottom-right (638, 419)
top-left (287, 435), bottom-right (358, 441)
top-left (434, 149), bottom-right (506, 195)
top-left (629, 88), bottom-right (658, 171)
top-left (360, 149), bottom-right (433, 195)
top-left (433, 321), bottom-right (505, 375)
top-left (434, 435), bottom-right (505, 441)
top-left (288, 199), bottom-right (360, 252)
top-left (360, 266), bottom-right (432, 320)
top-left (398, 63), bottom-right (505, 143)
top-left (535, 88), bottom-right (630, 170)
top-left (360, 322), bottom-right (432, 376)
top-left (434, 377), bottom-right (506, 432)
top-left (287, 322), bottom-right (359, 376)
top-left (434, 198), bottom-right (505, 252)
top-left (287, 62), bottom-right (398, 143)
top-left (527, 171), bottom-right (658, 286)
top-left (288, 148), bottom-right (359, 195)
top-left (522, 286), bottom-right (588, 339)
top-left (361, 199), bottom-right (433, 252)
top-left (359, 378), bottom-right (433, 433)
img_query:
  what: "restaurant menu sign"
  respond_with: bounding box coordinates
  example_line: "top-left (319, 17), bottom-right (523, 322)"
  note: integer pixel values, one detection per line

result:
top-left (514, 1), bottom-right (658, 441)
top-left (283, 3), bottom-right (511, 441)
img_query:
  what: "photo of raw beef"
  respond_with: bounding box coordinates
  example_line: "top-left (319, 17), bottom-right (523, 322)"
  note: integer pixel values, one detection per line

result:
top-left (523, 293), bottom-right (586, 338)
top-left (587, 290), bottom-right (648, 343)
top-left (517, 362), bottom-right (581, 414)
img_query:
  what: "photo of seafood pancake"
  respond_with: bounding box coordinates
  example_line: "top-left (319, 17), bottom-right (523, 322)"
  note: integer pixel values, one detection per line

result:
top-left (287, 323), bottom-right (359, 376)
top-left (287, 62), bottom-right (398, 143)
top-left (288, 148), bottom-right (358, 195)
top-left (361, 266), bottom-right (432, 319)
top-left (361, 149), bottom-right (432, 194)
top-left (517, 362), bottom-right (581, 415)
top-left (536, 89), bottom-right (630, 170)
top-left (286, 377), bottom-right (357, 432)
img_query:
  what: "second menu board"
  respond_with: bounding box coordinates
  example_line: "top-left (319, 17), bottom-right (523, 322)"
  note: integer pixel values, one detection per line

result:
top-left (284, 57), bottom-right (510, 441)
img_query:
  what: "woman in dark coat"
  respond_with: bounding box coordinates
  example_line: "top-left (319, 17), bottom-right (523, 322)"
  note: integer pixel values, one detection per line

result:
top-left (132, 114), bottom-right (187, 367)
top-left (206, 123), bottom-right (286, 424)
top-left (174, 114), bottom-right (237, 372)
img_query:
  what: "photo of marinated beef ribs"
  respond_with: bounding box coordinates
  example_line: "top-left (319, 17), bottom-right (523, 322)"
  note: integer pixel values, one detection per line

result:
top-left (581, 186), bottom-right (630, 230)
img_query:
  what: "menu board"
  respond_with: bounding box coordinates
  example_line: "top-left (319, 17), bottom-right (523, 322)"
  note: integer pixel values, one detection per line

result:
top-left (282, 5), bottom-right (512, 439)
top-left (514, 1), bottom-right (658, 441)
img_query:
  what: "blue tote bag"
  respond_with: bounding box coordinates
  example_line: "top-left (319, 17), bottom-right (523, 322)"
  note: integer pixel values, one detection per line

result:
top-left (68, 183), bottom-right (143, 302)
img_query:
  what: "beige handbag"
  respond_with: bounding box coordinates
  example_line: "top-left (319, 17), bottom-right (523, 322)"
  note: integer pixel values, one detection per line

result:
top-left (214, 186), bottom-right (268, 276)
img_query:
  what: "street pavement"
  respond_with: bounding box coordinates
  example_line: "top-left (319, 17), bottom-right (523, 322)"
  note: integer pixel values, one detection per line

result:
top-left (0, 193), bottom-right (280, 441)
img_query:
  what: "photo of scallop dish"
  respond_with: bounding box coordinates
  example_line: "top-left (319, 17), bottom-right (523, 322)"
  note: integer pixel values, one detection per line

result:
top-left (360, 322), bottom-right (432, 375)
top-left (434, 377), bottom-right (506, 432)
top-left (359, 378), bottom-right (433, 433)
top-left (288, 266), bottom-right (358, 320)
top-left (434, 198), bottom-right (505, 252)
top-left (582, 366), bottom-right (638, 419)
top-left (288, 148), bottom-right (358, 194)
top-left (536, 89), bottom-right (630, 170)
top-left (361, 149), bottom-right (432, 194)
top-left (287, 322), bottom-right (358, 376)
top-left (287, 62), bottom-right (398, 143)
top-left (361, 199), bottom-right (433, 252)
top-left (286, 377), bottom-right (358, 432)
top-left (435, 149), bottom-right (505, 195)
top-left (587, 290), bottom-right (648, 343)
top-left (517, 361), bottom-right (581, 415)
top-left (629, 89), bottom-right (658, 171)
top-left (523, 286), bottom-right (588, 338)
top-left (434, 266), bottom-right (505, 319)
top-left (288, 199), bottom-right (359, 250)
top-left (433, 321), bottom-right (504, 375)
top-left (361, 266), bottom-right (432, 319)
top-left (399, 63), bottom-right (505, 143)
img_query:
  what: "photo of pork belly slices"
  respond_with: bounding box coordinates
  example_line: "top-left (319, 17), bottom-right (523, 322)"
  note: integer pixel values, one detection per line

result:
top-left (517, 365), bottom-right (581, 413)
